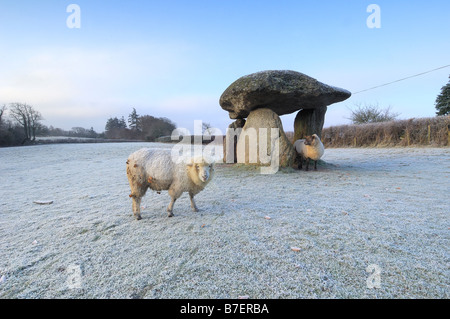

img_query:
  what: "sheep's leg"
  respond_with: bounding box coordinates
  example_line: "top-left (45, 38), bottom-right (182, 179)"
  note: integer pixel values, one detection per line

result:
top-left (297, 155), bottom-right (303, 170)
top-left (305, 158), bottom-right (310, 171)
top-left (132, 196), bottom-right (142, 220)
top-left (167, 190), bottom-right (175, 217)
top-left (314, 160), bottom-right (318, 171)
top-left (127, 163), bottom-right (146, 220)
top-left (129, 188), bottom-right (147, 220)
top-left (189, 192), bottom-right (199, 212)
top-left (167, 197), bottom-right (176, 217)
top-left (167, 188), bottom-right (182, 217)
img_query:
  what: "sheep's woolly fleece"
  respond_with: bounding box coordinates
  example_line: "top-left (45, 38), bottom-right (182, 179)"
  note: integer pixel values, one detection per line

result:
top-left (294, 135), bottom-right (324, 162)
top-left (126, 148), bottom-right (214, 219)
top-left (0, 143), bottom-right (448, 298)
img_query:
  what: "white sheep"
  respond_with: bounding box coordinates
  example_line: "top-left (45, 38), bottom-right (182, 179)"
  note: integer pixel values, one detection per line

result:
top-left (294, 134), bottom-right (324, 171)
top-left (126, 148), bottom-right (214, 220)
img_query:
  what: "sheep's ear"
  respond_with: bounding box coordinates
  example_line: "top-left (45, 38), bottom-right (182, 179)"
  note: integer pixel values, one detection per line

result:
top-left (187, 158), bottom-right (196, 167)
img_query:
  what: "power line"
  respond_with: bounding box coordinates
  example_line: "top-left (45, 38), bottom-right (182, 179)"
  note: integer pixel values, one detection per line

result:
top-left (352, 64), bottom-right (450, 95)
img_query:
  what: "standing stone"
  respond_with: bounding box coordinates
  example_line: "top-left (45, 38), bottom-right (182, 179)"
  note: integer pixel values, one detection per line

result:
top-left (235, 108), bottom-right (296, 168)
top-left (294, 106), bottom-right (327, 141)
top-left (223, 119), bottom-right (246, 163)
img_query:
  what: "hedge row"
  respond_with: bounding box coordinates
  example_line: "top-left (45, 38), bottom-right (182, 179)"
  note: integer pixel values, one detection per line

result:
top-left (321, 116), bottom-right (449, 147)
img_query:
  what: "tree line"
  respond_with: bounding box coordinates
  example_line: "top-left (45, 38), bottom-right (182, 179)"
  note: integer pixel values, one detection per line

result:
top-left (0, 104), bottom-right (177, 146)
top-left (104, 108), bottom-right (176, 141)
top-left (0, 103), bottom-right (47, 146)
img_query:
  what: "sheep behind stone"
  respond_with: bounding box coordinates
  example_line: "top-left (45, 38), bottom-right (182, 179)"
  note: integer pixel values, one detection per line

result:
top-left (294, 134), bottom-right (324, 171)
top-left (126, 148), bottom-right (214, 220)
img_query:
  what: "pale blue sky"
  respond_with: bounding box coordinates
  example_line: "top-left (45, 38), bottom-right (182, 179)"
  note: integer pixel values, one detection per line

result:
top-left (0, 0), bottom-right (449, 133)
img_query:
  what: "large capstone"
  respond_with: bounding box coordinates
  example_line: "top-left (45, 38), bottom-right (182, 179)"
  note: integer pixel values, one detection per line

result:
top-left (220, 70), bottom-right (351, 120)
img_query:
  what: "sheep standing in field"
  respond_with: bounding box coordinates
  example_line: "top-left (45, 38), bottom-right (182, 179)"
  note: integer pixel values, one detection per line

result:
top-left (294, 134), bottom-right (324, 171)
top-left (126, 148), bottom-right (214, 220)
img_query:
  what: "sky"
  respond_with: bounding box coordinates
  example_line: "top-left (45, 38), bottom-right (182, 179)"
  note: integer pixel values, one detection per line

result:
top-left (0, 0), bottom-right (449, 134)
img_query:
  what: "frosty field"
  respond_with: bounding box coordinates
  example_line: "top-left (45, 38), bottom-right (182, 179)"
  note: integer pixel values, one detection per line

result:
top-left (0, 142), bottom-right (448, 298)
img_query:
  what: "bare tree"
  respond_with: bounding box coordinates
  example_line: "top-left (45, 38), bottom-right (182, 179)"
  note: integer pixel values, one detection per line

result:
top-left (0, 104), bottom-right (6, 127)
top-left (9, 103), bottom-right (43, 142)
top-left (348, 103), bottom-right (399, 124)
top-left (202, 122), bottom-right (214, 135)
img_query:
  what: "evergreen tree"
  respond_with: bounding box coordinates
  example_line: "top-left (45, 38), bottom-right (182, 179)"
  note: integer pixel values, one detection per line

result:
top-left (435, 76), bottom-right (450, 116)
top-left (128, 108), bottom-right (140, 131)
top-left (119, 116), bottom-right (127, 129)
top-left (105, 117), bottom-right (119, 132)
top-left (105, 116), bottom-right (128, 139)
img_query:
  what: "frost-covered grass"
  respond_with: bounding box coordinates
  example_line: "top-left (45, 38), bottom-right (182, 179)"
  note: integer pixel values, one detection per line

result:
top-left (0, 143), bottom-right (448, 298)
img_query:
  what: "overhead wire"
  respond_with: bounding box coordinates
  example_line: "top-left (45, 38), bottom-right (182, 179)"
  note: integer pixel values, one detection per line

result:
top-left (352, 64), bottom-right (450, 95)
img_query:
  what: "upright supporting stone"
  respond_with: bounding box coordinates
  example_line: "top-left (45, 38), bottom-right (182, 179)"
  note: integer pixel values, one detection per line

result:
top-left (294, 106), bottom-right (327, 141)
top-left (223, 119), bottom-right (246, 163)
top-left (236, 108), bottom-right (296, 168)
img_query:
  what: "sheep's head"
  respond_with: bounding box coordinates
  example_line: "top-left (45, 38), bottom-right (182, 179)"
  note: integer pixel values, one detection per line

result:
top-left (304, 134), bottom-right (319, 146)
top-left (187, 158), bottom-right (214, 186)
